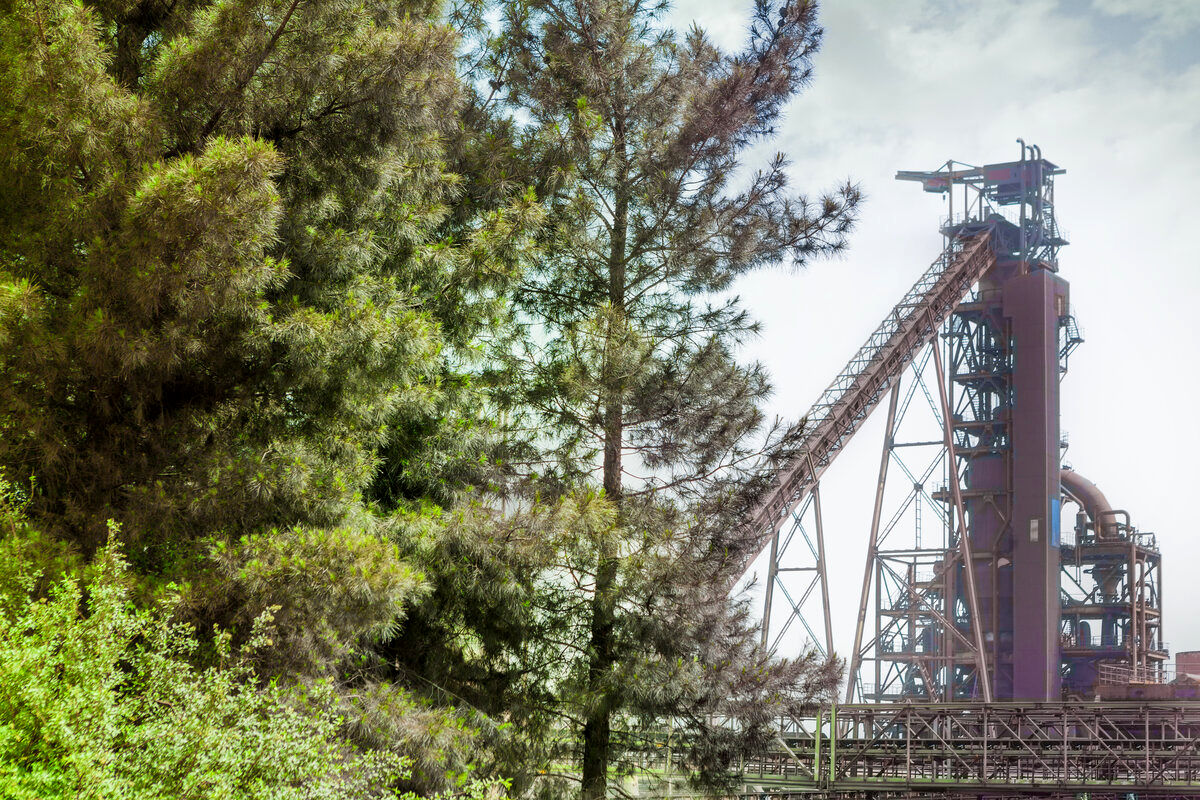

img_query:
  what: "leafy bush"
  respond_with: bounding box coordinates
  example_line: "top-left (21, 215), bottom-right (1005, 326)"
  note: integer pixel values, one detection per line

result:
top-left (0, 526), bottom-right (409, 800)
top-left (207, 523), bottom-right (426, 677)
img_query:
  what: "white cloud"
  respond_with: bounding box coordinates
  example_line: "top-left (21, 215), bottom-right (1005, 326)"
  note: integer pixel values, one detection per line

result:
top-left (1091, 0), bottom-right (1200, 31)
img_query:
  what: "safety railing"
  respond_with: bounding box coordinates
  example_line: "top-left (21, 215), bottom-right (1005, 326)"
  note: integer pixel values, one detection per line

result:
top-left (1099, 662), bottom-right (1174, 685)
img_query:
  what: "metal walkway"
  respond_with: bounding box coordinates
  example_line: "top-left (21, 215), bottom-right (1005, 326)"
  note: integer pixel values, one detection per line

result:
top-left (751, 231), bottom-right (997, 544)
top-left (741, 702), bottom-right (1200, 798)
top-left (628, 702), bottom-right (1200, 798)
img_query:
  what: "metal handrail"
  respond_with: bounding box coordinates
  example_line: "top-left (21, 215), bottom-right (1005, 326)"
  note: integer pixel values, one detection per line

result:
top-left (1098, 662), bottom-right (1176, 685)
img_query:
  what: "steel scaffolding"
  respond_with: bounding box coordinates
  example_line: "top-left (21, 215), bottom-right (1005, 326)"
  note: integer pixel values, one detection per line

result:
top-left (742, 702), bottom-right (1200, 798)
top-left (727, 144), bottom-right (1189, 800)
top-left (756, 232), bottom-right (998, 677)
top-left (628, 702), bottom-right (1200, 798)
top-left (758, 144), bottom-right (1166, 707)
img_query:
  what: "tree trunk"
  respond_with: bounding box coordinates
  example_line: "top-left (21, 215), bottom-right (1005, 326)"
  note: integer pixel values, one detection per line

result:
top-left (581, 111), bottom-right (628, 800)
top-left (581, 551), bottom-right (617, 799)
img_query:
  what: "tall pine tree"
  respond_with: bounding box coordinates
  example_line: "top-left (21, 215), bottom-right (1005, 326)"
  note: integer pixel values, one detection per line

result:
top-left (0, 0), bottom-right (538, 782)
top-left (466, 0), bottom-right (861, 796)
top-left (0, 0), bottom-right (536, 580)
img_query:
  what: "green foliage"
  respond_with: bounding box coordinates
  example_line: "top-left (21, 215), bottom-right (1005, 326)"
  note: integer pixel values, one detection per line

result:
top-left (0, 531), bottom-right (411, 799)
top-left (0, 0), bottom-right (498, 559)
top-left (0, 0), bottom-right (543, 790)
top-left (437, 2), bottom-right (857, 796)
top-left (385, 489), bottom-right (840, 798)
top-left (384, 499), bottom-right (571, 796)
top-left (0, 0), bottom-right (854, 795)
top-left (490, 0), bottom-right (861, 502)
top-left (207, 522), bottom-right (425, 675)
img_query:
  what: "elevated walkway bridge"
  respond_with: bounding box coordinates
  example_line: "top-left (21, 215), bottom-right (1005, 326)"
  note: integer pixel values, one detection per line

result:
top-left (630, 702), bottom-right (1200, 799)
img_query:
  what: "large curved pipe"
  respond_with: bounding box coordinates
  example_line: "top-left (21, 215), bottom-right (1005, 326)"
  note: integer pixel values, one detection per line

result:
top-left (1061, 467), bottom-right (1111, 521)
top-left (1060, 468), bottom-right (1127, 540)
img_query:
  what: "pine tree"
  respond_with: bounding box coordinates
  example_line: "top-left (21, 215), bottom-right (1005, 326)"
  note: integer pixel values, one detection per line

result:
top-left (367, 2), bottom-right (545, 512)
top-left (0, 0), bottom-right (538, 780)
top-left (0, 0), bottom-right (539, 615)
top-left (463, 1), bottom-right (861, 796)
top-left (0, 0), bottom-right (466, 554)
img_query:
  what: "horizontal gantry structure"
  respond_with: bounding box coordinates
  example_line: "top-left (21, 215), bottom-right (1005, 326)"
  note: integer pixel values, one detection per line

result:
top-left (736, 702), bottom-right (1200, 798)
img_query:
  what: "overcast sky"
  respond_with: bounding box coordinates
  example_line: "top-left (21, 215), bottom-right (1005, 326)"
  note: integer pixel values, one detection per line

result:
top-left (664, 0), bottom-right (1200, 670)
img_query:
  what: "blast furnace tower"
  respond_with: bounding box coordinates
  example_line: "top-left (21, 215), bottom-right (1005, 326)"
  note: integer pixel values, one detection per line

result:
top-left (898, 148), bottom-right (1070, 699)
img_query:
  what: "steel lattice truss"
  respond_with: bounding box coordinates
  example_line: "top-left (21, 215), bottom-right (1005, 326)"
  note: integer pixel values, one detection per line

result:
top-left (738, 702), bottom-right (1200, 798)
top-left (845, 342), bottom-right (961, 704)
top-left (842, 295), bottom-right (1016, 704)
top-left (752, 232), bottom-right (997, 543)
top-left (623, 702), bottom-right (1200, 798)
top-left (718, 150), bottom-right (1188, 800)
top-left (757, 233), bottom-right (998, 656)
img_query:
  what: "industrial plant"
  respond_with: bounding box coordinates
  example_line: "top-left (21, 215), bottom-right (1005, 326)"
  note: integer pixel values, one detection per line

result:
top-left (669, 144), bottom-right (1200, 798)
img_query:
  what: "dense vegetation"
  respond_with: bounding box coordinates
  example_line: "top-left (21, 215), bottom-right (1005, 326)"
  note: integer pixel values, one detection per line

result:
top-left (0, 0), bottom-right (858, 796)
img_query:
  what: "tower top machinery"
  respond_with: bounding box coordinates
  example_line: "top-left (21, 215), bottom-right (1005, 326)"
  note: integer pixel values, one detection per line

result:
top-left (896, 141), bottom-right (1067, 269)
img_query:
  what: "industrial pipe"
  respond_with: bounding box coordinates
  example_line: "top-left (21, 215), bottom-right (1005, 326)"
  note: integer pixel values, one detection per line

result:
top-left (1060, 467), bottom-right (1122, 540)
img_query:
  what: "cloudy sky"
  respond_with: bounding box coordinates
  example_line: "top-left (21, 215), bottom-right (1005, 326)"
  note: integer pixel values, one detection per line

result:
top-left (664, 1), bottom-right (1200, 670)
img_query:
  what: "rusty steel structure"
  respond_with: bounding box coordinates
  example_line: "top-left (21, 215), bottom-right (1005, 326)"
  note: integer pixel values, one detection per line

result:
top-left (628, 702), bottom-right (1200, 798)
top-left (744, 702), bottom-right (1200, 798)
top-left (719, 144), bottom-right (1193, 799)
top-left (756, 232), bottom-right (998, 673)
top-left (755, 143), bottom-right (1167, 706)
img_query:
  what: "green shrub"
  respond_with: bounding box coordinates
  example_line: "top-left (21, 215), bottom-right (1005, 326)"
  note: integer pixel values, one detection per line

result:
top-left (0, 529), bottom-right (409, 800)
